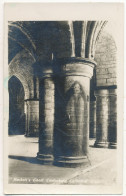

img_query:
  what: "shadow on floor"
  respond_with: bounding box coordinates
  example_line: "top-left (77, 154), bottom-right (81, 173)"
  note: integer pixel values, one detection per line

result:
top-left (8, 155), bottom-right (52, 165)
top-left (89, 145), bottom-right (115, 150)
top-left (89, 145), bottom-right (97, 148)
top-left (8, 155), bottom-right (91, 168)
top-left (24, 142), bottom-right (38, 144)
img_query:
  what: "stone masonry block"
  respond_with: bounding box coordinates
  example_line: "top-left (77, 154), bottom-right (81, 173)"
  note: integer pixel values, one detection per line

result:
top-left (97, 74), bottom-right (112, 79)
top-left (108, 67), bottom-right (116, 74)
top-left (97, 79), bottom-right (107, 86)
top-left (96, 68), bottom-right (108, 74)
top-left (106, 78), bottom-right (117, 84)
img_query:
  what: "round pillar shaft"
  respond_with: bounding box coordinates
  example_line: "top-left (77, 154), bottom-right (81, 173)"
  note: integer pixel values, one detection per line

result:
top-left (37, 77), bottom-right (54, 163)
top-left (54, 58), bottom-right (95, 167)
top-left (89, 101), bottom-right (96, 138)
top-left (24, 100), bottom-right (39, 137)
top-left (108, 89), bottom-right (117, 149)
top-left (94, 89), bottom-right (109, 148)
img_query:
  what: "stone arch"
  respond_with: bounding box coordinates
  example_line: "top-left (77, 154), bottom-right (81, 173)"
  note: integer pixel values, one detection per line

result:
top-left (52, 21), bottom-right (73, 59)
top-left (8, 75), bottom-right (25, 135)
top-left (10, 73), bottom-right (29, 100)
top-left (9, 49), bottom-right (35, 99)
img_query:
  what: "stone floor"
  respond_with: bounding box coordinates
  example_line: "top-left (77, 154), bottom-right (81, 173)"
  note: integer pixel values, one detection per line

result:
top-left (8, 135), bottom-right (117, 185)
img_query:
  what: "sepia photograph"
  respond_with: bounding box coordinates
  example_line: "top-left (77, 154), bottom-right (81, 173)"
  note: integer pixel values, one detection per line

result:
top-left (3, 3), bottom-right (124, 195)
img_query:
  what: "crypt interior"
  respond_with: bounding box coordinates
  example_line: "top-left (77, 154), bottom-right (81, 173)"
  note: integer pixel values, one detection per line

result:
top-left (8, 21), bottom-right (117, 167)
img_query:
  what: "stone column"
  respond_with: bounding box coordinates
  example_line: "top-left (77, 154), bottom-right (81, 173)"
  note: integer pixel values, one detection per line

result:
top-left (37, 68), bottom-right (55, 163)
top-left (94, 89), bottom-right (109, 148)
top-left (54, 58), bottom-right (95, 167)
top-left (89, 101), bottom-right (96, 138)
top-left (108, 89), bottom-right (117, 149)
top-left (24, 99), bottom-right (39, 137)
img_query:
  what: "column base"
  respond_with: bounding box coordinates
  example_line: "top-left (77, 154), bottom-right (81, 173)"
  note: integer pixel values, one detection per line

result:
top-left (108, 142), bottom-right (117, 149)
top-left (54, 156), bottom-right (89, 168)
top-left (37, 153), bottom-right (53, 165)
top-left (94, 141), bottom-right (109, 148)
top-left (89, 135), bottom-right (96, 139)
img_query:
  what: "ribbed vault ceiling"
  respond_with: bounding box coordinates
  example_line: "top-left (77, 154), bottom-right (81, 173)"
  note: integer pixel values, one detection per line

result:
top-left (8, 21), bottom-right (107, 64)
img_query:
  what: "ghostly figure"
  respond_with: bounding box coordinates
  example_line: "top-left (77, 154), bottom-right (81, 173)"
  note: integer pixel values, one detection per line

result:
top-left (66, 82), bottom-right (85, 134)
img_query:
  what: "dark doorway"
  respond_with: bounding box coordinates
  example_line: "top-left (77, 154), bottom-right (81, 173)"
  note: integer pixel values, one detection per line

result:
top-left (8, 76), bottom-right (25, 135)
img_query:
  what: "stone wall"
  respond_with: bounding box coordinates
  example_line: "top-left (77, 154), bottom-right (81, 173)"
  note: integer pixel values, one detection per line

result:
top-left (91, 30), bottom-right (117, 146)
top-left (95, 31), bottom-right (117, 87)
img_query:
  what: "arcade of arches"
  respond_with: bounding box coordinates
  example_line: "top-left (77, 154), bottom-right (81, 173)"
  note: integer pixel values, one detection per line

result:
top-left (8, 21), bottom-right (117, 167)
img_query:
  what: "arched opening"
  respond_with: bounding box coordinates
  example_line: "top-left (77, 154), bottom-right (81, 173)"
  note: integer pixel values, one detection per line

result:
top-left (8, 76), bottom-right (25, 135)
